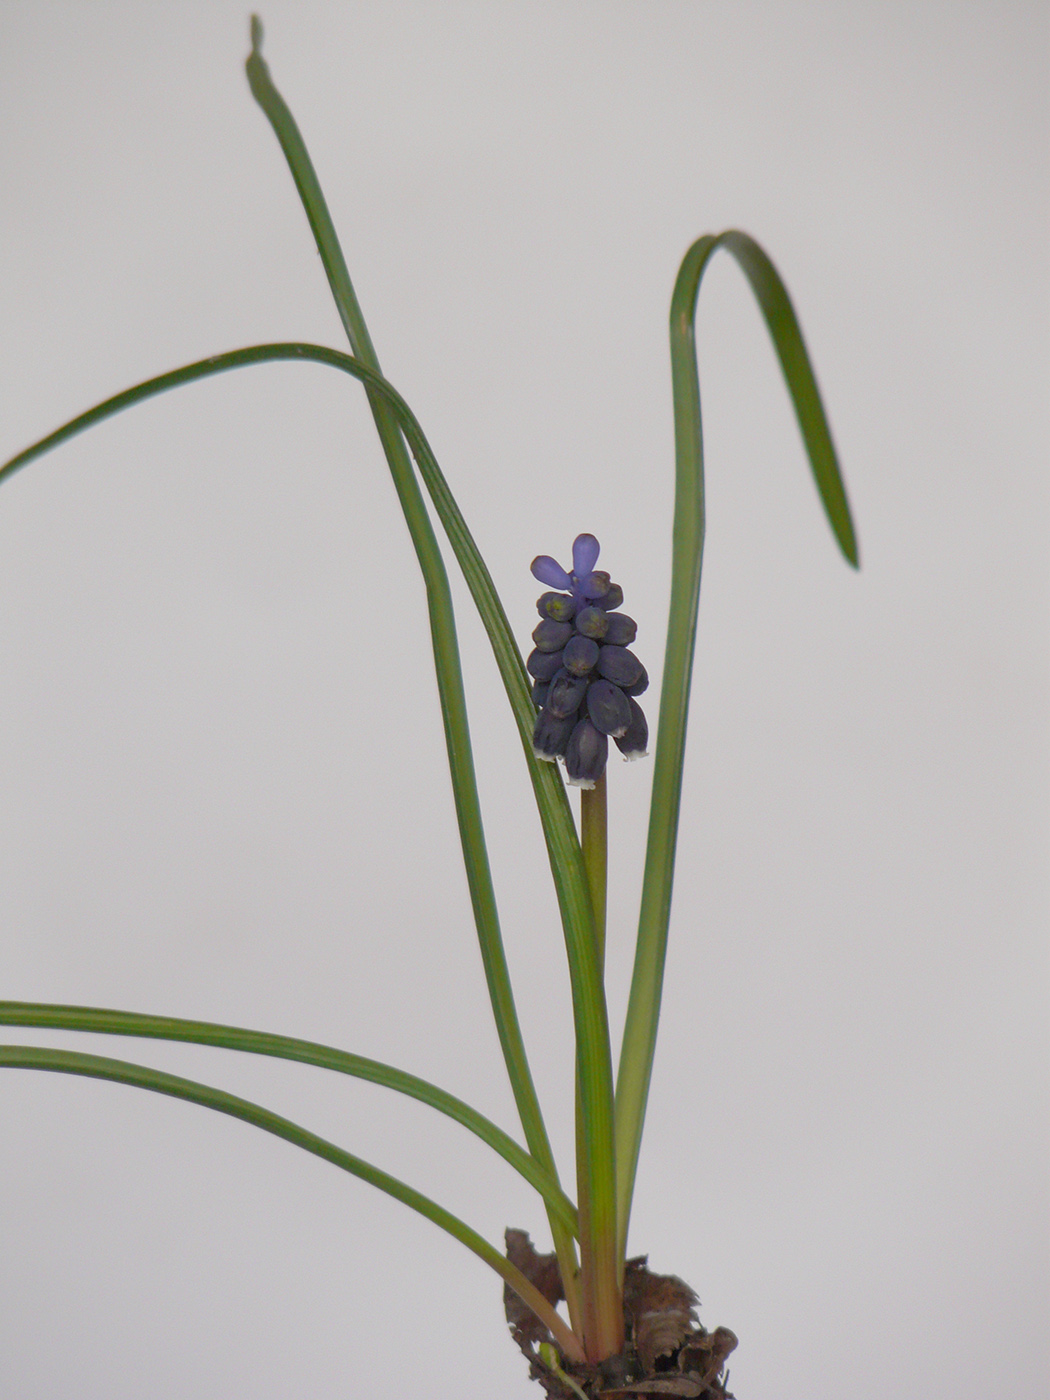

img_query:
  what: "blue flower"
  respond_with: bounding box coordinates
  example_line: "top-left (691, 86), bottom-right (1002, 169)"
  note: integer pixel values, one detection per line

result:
top-left (527, 534), bottom-right (648, 783)
top-left (530, 533), bottom-right (603, 601)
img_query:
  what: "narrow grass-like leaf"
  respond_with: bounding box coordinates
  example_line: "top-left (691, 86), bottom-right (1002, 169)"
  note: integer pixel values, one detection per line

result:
top-left (244, 20), bottom-right (599, 1328)
top-left (250, 21), bottom-right (617, 1351)
top-left (614, 231), bottom-right (859, 1259)
top-left (0, 1001), bottom-right (577, 1234)
top-left (0, 339), bottom-right (618, 1349)
top-left (0, 1043), bottom-right (584, 1362)
top-left (3, 331), bottom-right (576, 1291)
top-left (718, 231), bottom-right (858, 566)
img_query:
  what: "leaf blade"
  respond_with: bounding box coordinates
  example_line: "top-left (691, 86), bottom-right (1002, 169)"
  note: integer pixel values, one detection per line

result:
top-left (244, 22), bottom-right (596, 1324)
top-left (614, 231), bottom-right (859, 1257)
top-left (0, 1000), bottom-right (577, 1234)
top-left (0, 337), bottom-right (619, 1346)
top-left (718, 230), bottom-right (859, 567)
top-left (0, 1041), bottom-right (584, 1363)
top-left (246, 22), bottom-right (618, 1348)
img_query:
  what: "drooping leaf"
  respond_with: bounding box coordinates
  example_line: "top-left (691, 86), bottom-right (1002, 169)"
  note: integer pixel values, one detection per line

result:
top-left (0, 1044), bottom-right (585, 1361)
top-left (615, 229), bottom-right (859, 1257)
top-left (0, 1000), bottom-right (576, 1233)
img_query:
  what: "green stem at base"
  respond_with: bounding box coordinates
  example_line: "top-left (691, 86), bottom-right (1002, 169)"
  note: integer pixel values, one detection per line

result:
top-left (575, 771), bottom-right (622, 1359)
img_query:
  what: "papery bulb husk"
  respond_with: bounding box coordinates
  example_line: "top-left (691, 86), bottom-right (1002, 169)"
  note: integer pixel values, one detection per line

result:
top-left (504, 1230), bottom-right (737, 1400)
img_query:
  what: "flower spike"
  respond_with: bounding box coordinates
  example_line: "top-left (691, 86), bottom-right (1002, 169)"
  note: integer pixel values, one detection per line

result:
top-left (527, 536), bottom-right (649, 783)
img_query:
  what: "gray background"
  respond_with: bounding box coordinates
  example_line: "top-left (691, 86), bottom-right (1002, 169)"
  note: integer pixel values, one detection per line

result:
top-left (1, 3), bottom-right (1047, 1397)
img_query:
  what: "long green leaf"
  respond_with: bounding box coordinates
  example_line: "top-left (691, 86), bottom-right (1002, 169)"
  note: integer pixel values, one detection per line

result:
top-left (243, 20), bottom-right (594, 1326)
top-left (249, 18), bottom-right (616, 1348)
top-left (0, 340), bottom-right (562, 1218)
top-left (614, 231), bottom-right (859, 1259)
top-left (0, 1043), bottom-right (584, 1362)
top-left (0, 346), bottom-right (378, 486)
top-left (0, 1000), bottom-right (576, 1234)
top-left (0, 338), bottom-right (616, 1344)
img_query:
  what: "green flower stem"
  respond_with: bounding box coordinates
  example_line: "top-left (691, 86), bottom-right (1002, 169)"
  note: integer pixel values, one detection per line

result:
top-left (0, 341), bottom-right (620, 1348)
top-left (0, 1044), bottom-right (585, 1364)
top-left (613, 231), bottom-right (859, 1264)
top-left (0, 1001), bottom-right (576, 1234)
top-left (580, 777), bottom-right (608, 976)
top-left (243, 21), bottom-right (590, 1331)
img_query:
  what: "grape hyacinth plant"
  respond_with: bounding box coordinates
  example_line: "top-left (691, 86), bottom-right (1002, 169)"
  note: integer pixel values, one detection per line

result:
top-left (0, 18), bottom-right (858, 1398)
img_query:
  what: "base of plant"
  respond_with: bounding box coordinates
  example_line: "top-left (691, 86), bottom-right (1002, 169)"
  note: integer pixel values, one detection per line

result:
top-left (505, 1231), bottom-right (738, 1399)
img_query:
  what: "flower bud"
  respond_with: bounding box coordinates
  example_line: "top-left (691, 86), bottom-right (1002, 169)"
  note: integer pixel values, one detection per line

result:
top-left (531, 556), bottom-right (572, 591)
top-left (565, 717), bottom-right (608, 788)
top-left (533, 706), bottom-right (577, 762)
top-left (526, 647), bottom-right (564, 682)
top-left (586, 678), bottom-right (632, 737)
top-left (572, 534), bottom-right (601, 577)
top-left (579, 570), bottom-right (611, 600)
top-left (574, 605), bottom-right (609, 640)
top-left (596, 644), bottom-right (644, 688)
top-left (601, 612), bottom-right (637, 646)
top-left (622, 662), bottom-right (649, 697)
top-left (563, 634), bottom-right (600, 676)
top-left (537, 591), bottom-right (577, 623)
top-left (547, 669), bottom-right (589, 719)
top-left (614, 697), bottom-right (649, 759)
top-left (532, 618), bottom-right (574, 652)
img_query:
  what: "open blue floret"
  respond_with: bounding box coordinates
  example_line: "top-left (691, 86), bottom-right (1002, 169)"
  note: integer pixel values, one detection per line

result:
top-left (527, 534), bottom-right (648, 787)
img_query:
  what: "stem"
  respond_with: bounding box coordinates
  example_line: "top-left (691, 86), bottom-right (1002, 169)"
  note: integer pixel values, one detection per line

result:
top-left (580, 776), bottom-right (608, 975)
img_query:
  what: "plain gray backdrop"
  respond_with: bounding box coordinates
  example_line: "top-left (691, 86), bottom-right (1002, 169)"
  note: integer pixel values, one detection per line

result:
top-left (1, 3), bottom-right (1047, 1397)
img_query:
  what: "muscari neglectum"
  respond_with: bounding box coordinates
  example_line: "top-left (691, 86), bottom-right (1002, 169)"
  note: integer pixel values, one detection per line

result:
top-left (0, 17), bottom-right (859, 1398)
